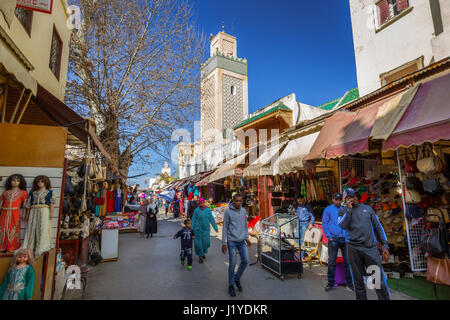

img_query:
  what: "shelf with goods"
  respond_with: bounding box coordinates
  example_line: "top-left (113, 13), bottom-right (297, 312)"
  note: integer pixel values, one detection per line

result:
top-left (339, 155), bottom-right (413, 278)
top-left (103, 212), bottom-right (138, 233)
top-left (267, 168), bottom-right (339, 222)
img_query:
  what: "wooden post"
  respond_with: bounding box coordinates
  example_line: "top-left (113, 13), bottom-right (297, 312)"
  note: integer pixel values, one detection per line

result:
top-left (51, 158), bottom-right (67, 300)
top-left (15, 91), bottom-right (32, 124)
top-left (1, 84), bottom-right (8, 123)
top-left (9, 87), bottom-right (25, 123)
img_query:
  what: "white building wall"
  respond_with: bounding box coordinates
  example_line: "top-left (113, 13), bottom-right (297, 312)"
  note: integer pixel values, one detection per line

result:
top-left (350, 0), bottom-right (450, 97)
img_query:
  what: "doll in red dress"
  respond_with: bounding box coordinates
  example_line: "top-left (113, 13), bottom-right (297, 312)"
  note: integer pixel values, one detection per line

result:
top-left (0, 174), bottom-right (28, 253)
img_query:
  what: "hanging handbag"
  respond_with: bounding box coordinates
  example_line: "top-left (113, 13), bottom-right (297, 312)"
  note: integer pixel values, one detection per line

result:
top-left (420, 209), bottom-right (448, 255)
top-left (427, 207), bottom-right (450, 223)
top-left (426, 256), bottom-right (450, 286)
top-left (417, 145), bottom-right (443, 175)
top-left (64, 175), bottom-right (75, 195)
top-left (405, 176), bottom-right (423, 193)
top-left (423, 178), bottom-right (444, 194)
top-left (77, 163), bottom-right (86, 178)
top-left (404, 149), bottom-right (418, 173)
top-left (405, 204), bottom-right (423, 219)
top-left (405, 189), bottom-right (421, 204)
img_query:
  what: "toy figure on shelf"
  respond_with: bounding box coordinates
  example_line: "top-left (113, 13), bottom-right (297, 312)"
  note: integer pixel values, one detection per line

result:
top-left (0, 174), bottom-right (28, 253)
top-left (0, 248), bottom-right (35, 300)
top-left (22, 175), bottom-right (55, 257)
top-left (114, 183), bottom-right (123, 213)
top-left (106, 183), bottom-right (115, 213)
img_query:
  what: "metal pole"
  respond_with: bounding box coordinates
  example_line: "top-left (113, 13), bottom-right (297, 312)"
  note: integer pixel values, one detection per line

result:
top-left (396, 150), bottom-right (415, 271)
top-left (9, 87), bottom-right (25, 123)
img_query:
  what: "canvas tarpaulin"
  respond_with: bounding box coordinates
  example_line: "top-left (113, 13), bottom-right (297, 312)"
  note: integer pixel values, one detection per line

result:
top-left (304, 111), bottom-right (357, 161)
top-left (325, 93), bottom-right (404, 158)
top-left (370, 86), bottom-right (419, 141)
top-left (383, 73), bottom-right (450, 151)
top-left (208, 151), bottom-right (249, 182)
top-left (243, 141), bottom-right (288, 177)
top-left (273, 132), bottom-right (320, 175)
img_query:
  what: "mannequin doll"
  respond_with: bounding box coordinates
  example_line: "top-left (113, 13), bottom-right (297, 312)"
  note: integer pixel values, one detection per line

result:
top-left (22, 175), bottom-right (55, 257)
top-left (0, 248), bottom-right (35, 300)
top-left (114, 183), bottom-right (123, 213)
top-left (106, 182), bottom-right (115, 213)
top-left (0, 174), bottom-right (28, 253)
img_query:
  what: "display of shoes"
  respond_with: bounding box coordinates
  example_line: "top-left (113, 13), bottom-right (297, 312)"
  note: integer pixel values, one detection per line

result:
top-left (383, 210), bottom-right (392, 218)
top-left (342, 169), bottom-right (350, 179)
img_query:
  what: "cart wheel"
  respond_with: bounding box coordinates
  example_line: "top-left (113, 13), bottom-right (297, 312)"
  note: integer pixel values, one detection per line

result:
top-left (280, 276), bottom-right (285, 281)
top-left (297, 274), bottom-right (302, 279)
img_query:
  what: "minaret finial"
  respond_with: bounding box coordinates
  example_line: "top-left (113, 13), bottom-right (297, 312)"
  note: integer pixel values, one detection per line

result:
top-left (222, 22), bottom-right (225, 32)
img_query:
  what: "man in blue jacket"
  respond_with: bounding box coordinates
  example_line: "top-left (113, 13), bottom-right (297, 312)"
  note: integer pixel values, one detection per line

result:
top-left (338, 188), bottom-right (391, 300)
top-left (296, 196), bottom-right (315, 260)
top-left (322, 193), bottom-right (354, 292)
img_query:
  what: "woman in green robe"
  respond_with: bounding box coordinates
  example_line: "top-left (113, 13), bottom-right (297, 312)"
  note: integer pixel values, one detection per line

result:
top-left (191, 198), bottom-right (218, 263)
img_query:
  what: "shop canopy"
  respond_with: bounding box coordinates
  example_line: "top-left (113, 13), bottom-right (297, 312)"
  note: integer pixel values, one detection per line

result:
top-left (382, 73), bottom-right (450, 151)
top-left (171, 179), bottom-right (185, 190)
top-left (243, 141), bottom-right (288, 177)
top-left (208, 151), bottom-right (249, 183)
top-left (195, 170), bottom-right (216, 187)
top-left (324, 93), bottom-right (404, 158)
top-left (272, 132), bottom-right (320, 175)
top-left (304, 111), bottom-right (357, 161)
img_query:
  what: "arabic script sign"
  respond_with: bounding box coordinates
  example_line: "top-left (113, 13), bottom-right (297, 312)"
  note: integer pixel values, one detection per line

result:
top-left (17, 0), bottom-right (53, 14)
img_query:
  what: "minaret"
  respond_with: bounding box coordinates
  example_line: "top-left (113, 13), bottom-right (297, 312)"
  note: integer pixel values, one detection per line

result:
top-left (200, 25), bottom-right (248, 151)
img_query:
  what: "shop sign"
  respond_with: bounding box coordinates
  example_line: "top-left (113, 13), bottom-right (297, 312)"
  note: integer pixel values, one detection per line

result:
top-left (234, 168), bottom-right (243, 177)
top-left (17, 0), bottom-right (53, 14)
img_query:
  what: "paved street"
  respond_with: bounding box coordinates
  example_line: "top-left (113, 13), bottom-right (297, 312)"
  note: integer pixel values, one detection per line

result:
top-left (85, 212), bottom-right (414, 300)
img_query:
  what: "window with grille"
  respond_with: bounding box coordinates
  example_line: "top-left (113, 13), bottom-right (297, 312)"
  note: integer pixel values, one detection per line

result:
top-left (49, 27), bottom-right (63, 80)
top-left (15, 7), bottom-right (33, 36)
top-left (377, 0), bottom-right (409, 26)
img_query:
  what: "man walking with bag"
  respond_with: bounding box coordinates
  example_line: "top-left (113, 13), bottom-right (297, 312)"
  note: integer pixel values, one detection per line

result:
top-left (338, 188), bottom-right (391, 300)
top-left (222, 194), bottom-right (251, 297)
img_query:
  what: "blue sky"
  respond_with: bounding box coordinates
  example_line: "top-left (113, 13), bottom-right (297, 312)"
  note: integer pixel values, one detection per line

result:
top-left (129, 0), bottom-right (358, 185)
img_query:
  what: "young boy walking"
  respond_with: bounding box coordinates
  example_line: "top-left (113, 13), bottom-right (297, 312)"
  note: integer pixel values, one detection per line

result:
top-left (173, 219), bottom-right (195, 271)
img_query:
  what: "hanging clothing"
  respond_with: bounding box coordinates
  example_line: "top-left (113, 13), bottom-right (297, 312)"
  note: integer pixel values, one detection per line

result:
top-left (100, 188), bottom-right (106, 217)
top-left (0, 189), bottom-right (28, 252)
top-left (0, 265), bottom-right (35, 300)
top-left (191, 206), bottom-right (218, 257)
top-left (114, 189), bottom-right (123, 213)
top-left (22, 190), bottom-right (55, 257)
top-left (106, 190), bottom-right (115, 213)
top-left (145, 203), bottom-right (158, 236)
top-left (95, 190), bottom-right (101, 217)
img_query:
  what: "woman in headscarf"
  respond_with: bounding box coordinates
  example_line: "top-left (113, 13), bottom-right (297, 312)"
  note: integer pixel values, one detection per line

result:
top-left (191, 198), bottom-right (218, 263)
top-left (136, 199), bottom-right (148, 237)
top-left (145, 197), bottom-right (158, 238)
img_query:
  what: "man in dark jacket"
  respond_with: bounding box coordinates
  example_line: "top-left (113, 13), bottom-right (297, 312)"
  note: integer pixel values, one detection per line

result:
top-left (338, 188), bottom-right (391, 300)
top-left (322, 193), bottom-right (353, 292)
top-left (187, 195), bottom-right (199, 219)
